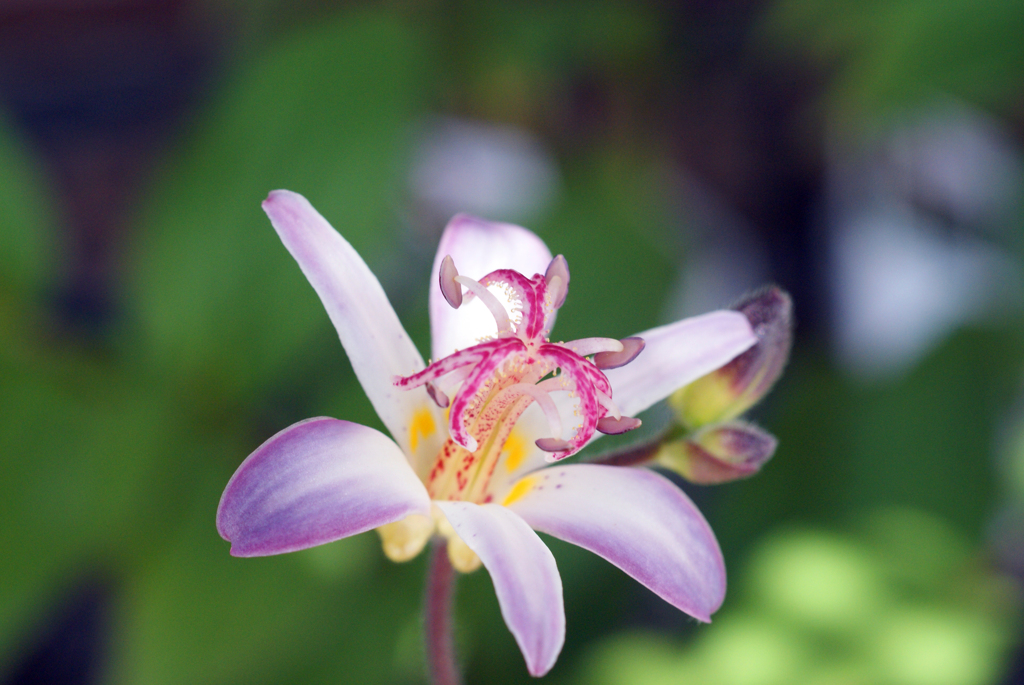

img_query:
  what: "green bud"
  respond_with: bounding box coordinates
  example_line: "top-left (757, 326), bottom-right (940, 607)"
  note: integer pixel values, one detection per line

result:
top-left (657, 421), bottom-right (777, 484)
top-left (671, 286), bottom-right (792, 429)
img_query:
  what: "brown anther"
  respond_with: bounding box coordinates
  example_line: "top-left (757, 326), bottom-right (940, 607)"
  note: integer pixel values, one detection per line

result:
top-left (535, 437), bottom-right (573, 452)
top-left (439, 254), bottom-right (463, 308)
top-left (593, 337), bottom-right (645, 370)
top-left (544, 255), bottom-right (570, 308)
top-left (596, 416), bottom-right (642, 435)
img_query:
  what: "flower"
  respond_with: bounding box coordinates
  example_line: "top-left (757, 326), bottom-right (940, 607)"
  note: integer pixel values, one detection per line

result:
top-left (217, 191), bottom-right (758, 676)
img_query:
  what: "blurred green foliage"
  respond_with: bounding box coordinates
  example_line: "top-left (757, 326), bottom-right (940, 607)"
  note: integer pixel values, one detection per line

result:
top-left (0, 113), bottom-right (55, 306)
top-left (579, 508), bottom-right (1015, 685)
top-left (2, 2), bottom-right (1023, 684)
top-left (760, 0), bottom-right (1024, 119)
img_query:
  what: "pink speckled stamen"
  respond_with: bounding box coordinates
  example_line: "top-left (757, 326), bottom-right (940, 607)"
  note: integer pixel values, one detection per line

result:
top-left (395, 255), bottom-right (645, 501)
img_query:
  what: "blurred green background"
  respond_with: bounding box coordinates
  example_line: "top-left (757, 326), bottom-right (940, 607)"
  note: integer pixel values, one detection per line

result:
top-left (1, 1), bottom-right (1023, 684)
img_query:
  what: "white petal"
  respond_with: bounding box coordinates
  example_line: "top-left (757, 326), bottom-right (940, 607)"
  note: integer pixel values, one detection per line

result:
top-left (606, 310), bottom-right (756, 418)
top-left (262, 190), bottom-right (443, 459)
top-left (429, 215), bottom-right (552, 359)
top-left (434, 501), bottom-right (564, 676)
top-left (507, 463), bottom-right (725, 622)
top-left (217, 418), bottom-right (431, 557)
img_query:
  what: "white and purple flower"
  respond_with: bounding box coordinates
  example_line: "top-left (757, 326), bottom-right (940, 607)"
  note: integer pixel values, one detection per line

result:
top-left (217, 190), bottom-right (757, 676)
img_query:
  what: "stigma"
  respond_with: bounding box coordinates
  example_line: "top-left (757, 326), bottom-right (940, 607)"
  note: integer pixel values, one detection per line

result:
top-left (394, 255), bottom-right (644, 502)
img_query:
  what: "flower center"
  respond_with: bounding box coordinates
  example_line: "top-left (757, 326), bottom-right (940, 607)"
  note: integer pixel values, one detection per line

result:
top-left (394, 255), bottom-right (644, 503)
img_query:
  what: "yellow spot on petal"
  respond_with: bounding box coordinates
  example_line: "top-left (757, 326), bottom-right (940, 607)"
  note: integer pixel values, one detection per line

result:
top-left (409, 407), bottom-right (436, 453)
top-left (502, 476), bottom-right (535, 507)
top-left (502, 430), bottom-right (528, 472)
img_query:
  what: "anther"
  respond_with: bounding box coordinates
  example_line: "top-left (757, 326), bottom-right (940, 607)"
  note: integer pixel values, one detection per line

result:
top-left (536, 437), bottom-right (573, 452)
top-left (439, 254), bottom-right (463, 308)
top-left (593, 337), bottom-right (645, 369)
top-left (545, 255), bottom-right (570, 308)
top-left (596, 416), bottom-right (642, 434)
top-left (426, 382), bottom-right (449, 408)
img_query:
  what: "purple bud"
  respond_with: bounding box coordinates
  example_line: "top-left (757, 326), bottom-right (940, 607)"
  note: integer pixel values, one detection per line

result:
top-left (672, 286), bottom-right (792, 428)
top-left (658, 421), bottom-right (777, 484)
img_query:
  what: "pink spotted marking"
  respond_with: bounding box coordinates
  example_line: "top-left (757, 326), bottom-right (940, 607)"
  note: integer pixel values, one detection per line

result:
top-left (394, 255), bottom-right (644, 502)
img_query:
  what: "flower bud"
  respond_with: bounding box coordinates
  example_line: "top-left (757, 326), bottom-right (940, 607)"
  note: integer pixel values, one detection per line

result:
top-left (671, 286), bottom-right (792, 429)
top-left (657, 421), bottom-right (777, 484)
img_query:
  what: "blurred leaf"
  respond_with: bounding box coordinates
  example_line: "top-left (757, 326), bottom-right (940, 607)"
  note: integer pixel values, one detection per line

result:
top-left (129, 8), bottom-right (432, 409)
top-left (842, 329), bottom-right (1012, 536)
top-left (855, 506), bottom-right (974, 596)
top-left (760, 0), bottom-right (1024, 117)
top-left (575, 632), bottom-right (702, 685)
top-left (745, 529), bottom-right (889, 636)
top-left (466, 0), bottom-right (661, 69)
top-left (0, 113), bottom-right (55, 299)
top-left (577, 510), bottom-right (1016, 685)
top-left (869, 607), bottom-right (1009, 685)
top-left (106, 469), bottom-right (422, 685)
top-left (0, 354), bottom-right (182, 671)
top-left (537, 148), bottom-right (678, 343)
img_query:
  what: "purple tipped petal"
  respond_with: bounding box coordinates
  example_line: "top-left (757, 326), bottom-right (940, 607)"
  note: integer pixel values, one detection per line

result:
top-left (508, 464), bottom-right (725, 622)
top-left (262, 191), bottom-right (441, 461)
top-left (435, 502), bottom-right (565, 677)
top-left (593, 337), bottom-right (646, 370)
top-left (438, 254), bottom-right (463, 309)
top-left (430, 215), bottom-right (552, 359)
top-left (217, 418), bottom-right (431, 557)
top-left (604, 310), bottom-right (757, 418)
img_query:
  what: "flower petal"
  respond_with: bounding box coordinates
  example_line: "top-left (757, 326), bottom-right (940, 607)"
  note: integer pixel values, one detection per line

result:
top-left (430, 214), bottom-right (552, 359)
top-left (263, 190), bottom-right (440, 458)
top-left (217, 417), bottom-right (431, 557)
top-left (434, 501), bottom-right (564, 677)
top-left (507, 463), bottom-right (725, 622)
top-left (604, 310), bottom-right (756, 418)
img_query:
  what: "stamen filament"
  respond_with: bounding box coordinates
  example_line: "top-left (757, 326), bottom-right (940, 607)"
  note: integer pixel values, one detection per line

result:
top-left (597, 390), bottom-right (621, 420)
top-left (562, 337), bottom-right (624, 357)
top-left (505, 383), bottom-right (563, 441)
top-left (435, 366), bottom-right (473, 395)
top-left (454, 275), bottom-right (512, 335)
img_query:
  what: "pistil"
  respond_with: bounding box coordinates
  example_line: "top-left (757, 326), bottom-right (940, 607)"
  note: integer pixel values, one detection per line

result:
top-left (397, 255), bottom-right (647, 509)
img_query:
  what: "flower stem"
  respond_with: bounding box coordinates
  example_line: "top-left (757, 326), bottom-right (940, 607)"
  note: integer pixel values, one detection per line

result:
top-left (424, 539), bottom-right (461, 685)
